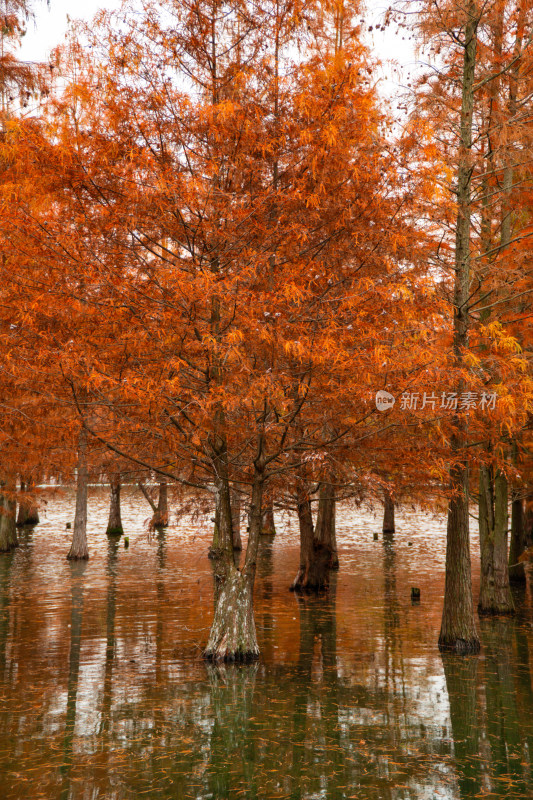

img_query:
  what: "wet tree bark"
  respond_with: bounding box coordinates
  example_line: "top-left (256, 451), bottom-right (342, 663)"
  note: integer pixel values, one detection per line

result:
top-left (106, 475), bottom-right (123, 537)
top-left (204, 468), bottom-right (263, 662)
top-left (508, 494), bottom-right (526, 583)
top-left (0, 478), bottom-right (18, 553)
top-left (67, 427), bottom-right (89, 560)
top-left (291, 489), bottom-right (331, 592)
top-left (16, 480), bottom-right (39, 527)
top-left (478, 466), bottom-right (514, 615)
top-left (383, 491), bottom-right (395, 534)
top-left (439, 1), bottom-right (480, 654)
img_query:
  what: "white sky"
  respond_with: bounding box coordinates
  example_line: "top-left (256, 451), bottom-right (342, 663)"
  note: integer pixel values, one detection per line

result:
top-left (18, 0), bottom-right (418, 102)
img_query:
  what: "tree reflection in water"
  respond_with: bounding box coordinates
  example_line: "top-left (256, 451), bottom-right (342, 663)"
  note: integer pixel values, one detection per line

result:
top-left (0, 492), bottom-right (533, 799)
top-left (60, 561), bottom-right (87, 800)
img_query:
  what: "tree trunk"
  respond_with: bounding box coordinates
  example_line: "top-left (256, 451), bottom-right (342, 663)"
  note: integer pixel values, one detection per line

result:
top-left (231, 487), bottom-right (242, 551)
top-left (260, 500), bottom-right (276, 535)
top-left (204, 470), bottom-right (262, 662)
top-left (106, 475), bottom-right (123, 537)
top-left (291, 490), bottom-right (331, 592)
top-left (0, 478), bottom-right (18, 553)
top-left (383, 491), bottom-right (395, 534)
top-left (439, 464), bottom-right (480, 653)
top-left (16, 480), bottom-right (39, 527)
top-left (155, 477), bottom-right (168, 528)
top-left (209, 477), bottom-right (235, 560)
top-left (316, 483), bottom-right (338, 569)
top-left (524, 492), bottom-right (533, 544)
top-left (67, 427), bottom-right (89, 560)
top-left (509, 494), bottom-right (526, 583)
top-left (439, 2), bottom-right (480, 654)
top-left (478, 466), bottom-right (514, 615)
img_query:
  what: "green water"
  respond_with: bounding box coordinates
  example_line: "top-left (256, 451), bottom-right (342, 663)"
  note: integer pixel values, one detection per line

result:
top-left (0, 487), bottom-right (532, 799)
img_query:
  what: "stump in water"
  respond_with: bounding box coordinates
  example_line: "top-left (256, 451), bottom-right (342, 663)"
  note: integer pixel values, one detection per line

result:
top-left (67, 427), bottom-right (89, 561)
top-left (106, 476), bottom-right (123, 537)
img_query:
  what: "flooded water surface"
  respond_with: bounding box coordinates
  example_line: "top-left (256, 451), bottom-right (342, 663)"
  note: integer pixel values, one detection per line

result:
top-left (1, 487), bottom-right (532, 799)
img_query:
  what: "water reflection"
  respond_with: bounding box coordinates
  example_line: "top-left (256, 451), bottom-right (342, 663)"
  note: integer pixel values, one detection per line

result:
top-left (60, 561), bottom-right (87, 800)
top-left (0, 488), bottom-right (532, 799)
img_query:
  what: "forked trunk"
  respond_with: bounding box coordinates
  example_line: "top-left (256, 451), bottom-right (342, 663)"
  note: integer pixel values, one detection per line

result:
top-left (291, 490), bottom-right (331, 592)
top-left (383, 491), bottom-right (395, 534)
top-left (439, 463), bottom-right (480, 653)
top-left (67, 427), bottom-right (89, 561)
top-left (478, 466), bottom-right (514, 615)
top-left (204, 472), bottom-right (262, 662)
top-left (508, 494), bottom-right (526, 583)
top-left (0, 479), bottom-right (18, 553)
top-left (106, 475), bottom-right (123, 537)
top-left (16, 480), bottom-right (40, 527)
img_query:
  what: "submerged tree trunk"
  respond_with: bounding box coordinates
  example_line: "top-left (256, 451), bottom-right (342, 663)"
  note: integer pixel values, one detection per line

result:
top-left (383, 491), bottom-right (395, 534)
top-left (478, 466), bottom-right (514, 615)
top-left (439, 464), bottom-right (480, 653)
top-left (204, 469), bottom-right (263, 662)
top-left (0, 478), bottom-right (18, 553)
top-left (439, 2), bottom-right (480, 655)
top-left (291, 489), bottom-right (331, 592)
top-left (16, 480), bottom-right (40, 527)
top-left (509, 494), bottom-right (526, 583)
top-left (67, 427), bottom-right (89, 561)
top-left (106, 475), bottom-right (123, 537)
